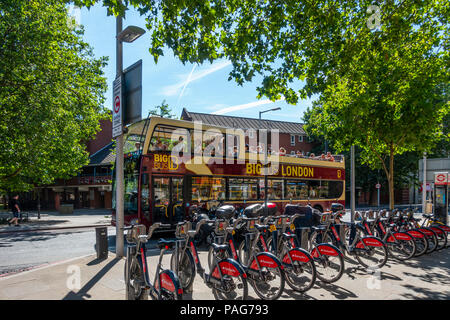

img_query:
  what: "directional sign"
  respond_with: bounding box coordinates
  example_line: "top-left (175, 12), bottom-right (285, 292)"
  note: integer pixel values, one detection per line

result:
top-left (112, 76), bottom-right (123, 138)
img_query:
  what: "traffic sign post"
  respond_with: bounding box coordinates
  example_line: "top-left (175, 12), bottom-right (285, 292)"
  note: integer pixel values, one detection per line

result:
top-left (376, 183), bottom-right (381, 207)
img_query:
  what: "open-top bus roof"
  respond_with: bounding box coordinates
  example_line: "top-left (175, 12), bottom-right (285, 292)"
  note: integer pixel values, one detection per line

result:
top-left (124, 116), bottom-right (345, 168)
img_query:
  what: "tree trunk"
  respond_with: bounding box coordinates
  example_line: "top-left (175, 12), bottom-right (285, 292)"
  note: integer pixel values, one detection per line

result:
top-left (388, 148), bottom-right (395, 210)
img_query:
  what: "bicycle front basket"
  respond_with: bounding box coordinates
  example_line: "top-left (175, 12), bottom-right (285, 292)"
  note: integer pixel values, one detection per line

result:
top-left (175, 221), bottom-right (191, 238)
top-left (319, 213), bottom-right (331, 224)
top-left (126, 224), bottom-right (147, 243)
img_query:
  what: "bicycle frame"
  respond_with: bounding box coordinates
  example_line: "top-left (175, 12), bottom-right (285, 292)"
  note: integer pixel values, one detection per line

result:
top-left (125, 224), bottom-right (182, 300)
top-left (185, 220), bottom-right (247, 288)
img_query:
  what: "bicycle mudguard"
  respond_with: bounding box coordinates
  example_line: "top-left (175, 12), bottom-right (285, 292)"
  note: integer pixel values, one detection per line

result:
top-left (211, 258), bottom-right (247, 278)
top-left (430, 227), bottom-right (445, 235)
top-left (387, 232), bottom-right (413, 242)
top-left (407, 229), bottom-right (425, 239)
top-left (158, 269), bottom-right (183, 295)
top-left (418, 228), bottom-right (436, 237)
top-left (437, 225), bottom-right (450, 232)
top-left (436, 225), bottom-right (450, 232)
top-left (282, 247), bottom-right (312, 264)
top-left (311, 243), bottom-right (342, 257)
top-left (249, 252), bottom-right (283, 270)
top-left (356, 236), bottom-right (385, 248)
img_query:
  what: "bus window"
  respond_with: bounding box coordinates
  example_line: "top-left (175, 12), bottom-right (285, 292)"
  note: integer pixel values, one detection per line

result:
top-left (172, 177), bottom-right (184, 223)
top-left (319, 181), bottom-right (329, 199)
top-left (268, 179), bottom-right (284, 200)
top-left (286, 180), bottom-right (308, 200)
top-left (124, 173), bottom-right (139, 214)
top-left (172, 177), bottom-right (184, 203)
top-left (141, 173), bottom-right (150, 220)
top-left (153, 177), bottom-right (170, 205)
top-left (308, 181), bottom-right (320, 199)
top-left (203, 130), bottom-right (224, 158)
top-left (229, 178), bottom-right (259, 200)
top-left (191, 176), bottom-right (226, 202)
top-left (149, 125), bottom-right (190, 153)
top-left (124, 133), bottom-right (144, 154)
top-left (328, 181), bottom-right (344, 198)
top-left (153, 177), bottom-right (170, 223)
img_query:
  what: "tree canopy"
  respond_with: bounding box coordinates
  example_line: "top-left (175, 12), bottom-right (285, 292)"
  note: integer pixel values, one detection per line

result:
top-left (148, 100), bottom-right (176, 119)
top-left (0, 0), bottom-right (109, 192)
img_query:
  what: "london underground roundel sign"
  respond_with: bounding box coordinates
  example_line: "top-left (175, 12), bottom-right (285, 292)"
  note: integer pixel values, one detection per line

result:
top-left (434, 172), bottom-right (448, 186)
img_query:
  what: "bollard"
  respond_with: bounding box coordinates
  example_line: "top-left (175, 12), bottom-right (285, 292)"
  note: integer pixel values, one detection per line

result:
top-left (95, 227), bottom-right (108, 260)
top-left (297, 227), bottom-right (310, 250)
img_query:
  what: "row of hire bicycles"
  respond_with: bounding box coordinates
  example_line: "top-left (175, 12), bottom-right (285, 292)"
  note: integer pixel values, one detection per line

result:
top-left (123, 201), bottom-right (450, 300)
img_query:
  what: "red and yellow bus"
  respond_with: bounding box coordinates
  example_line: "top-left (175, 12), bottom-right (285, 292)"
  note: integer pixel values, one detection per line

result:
top-left (112, 117), bottom-right (345, 229)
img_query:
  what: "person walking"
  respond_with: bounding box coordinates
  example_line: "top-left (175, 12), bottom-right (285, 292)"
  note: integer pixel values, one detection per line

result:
top-left (8, 194), bottom-right (21, 227)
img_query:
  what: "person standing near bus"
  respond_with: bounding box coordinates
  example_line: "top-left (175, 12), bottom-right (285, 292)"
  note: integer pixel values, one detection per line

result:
top-left (8, 194), bottom-right (21, 227)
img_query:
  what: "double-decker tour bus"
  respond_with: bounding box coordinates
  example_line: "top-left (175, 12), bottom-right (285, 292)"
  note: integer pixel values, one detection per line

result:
top-left (112, 116), bottom-right (345, 229)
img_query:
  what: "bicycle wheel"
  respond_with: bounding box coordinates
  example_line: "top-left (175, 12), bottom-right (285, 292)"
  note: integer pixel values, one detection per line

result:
top-left (312, 246), bottom-right (345, 284)
top-left (354, 242), bottom-right (388, 270)
top-left (250, 265), bottom-right (285, 300)
top-left (208, 245), bottom-right (230, 270)
top-left (211, 262), bottom-right (248, 300)
top-left (309, 229), bottom-right (331, 250)
top-left (281, 247), bottom-right (316, 293)
top-left (387, 238), bottom-right (416, 261)
top-left (430, 227), bottom-right (447, 250)
top-left (158, 270), bottom-right (183, 300)
top-left (125, 256), bottom-right (148, 300)
top-left (420, 228), bottom-right (438, 253)
top-left (237, 238), bottom-right (261, 265)
top-left (407, 230), bottom-right (428, 257)
top-left (170, 249), bottom-right (195, 291)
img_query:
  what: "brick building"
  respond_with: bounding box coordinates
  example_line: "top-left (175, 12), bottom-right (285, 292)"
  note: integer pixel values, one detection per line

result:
top-left (180, 108), bottom-right (315, 155)
top-left (32, 118), bottom-right (115, 211)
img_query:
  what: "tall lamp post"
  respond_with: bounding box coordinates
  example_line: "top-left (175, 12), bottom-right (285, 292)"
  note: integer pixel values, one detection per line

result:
top-left (115, 14), bottom-right (145, 259)
top-left (259, 107), bottom-right (281, 214)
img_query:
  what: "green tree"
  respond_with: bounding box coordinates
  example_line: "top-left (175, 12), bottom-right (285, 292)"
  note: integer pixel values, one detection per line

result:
top-left (72, 0), bottom-right (449, 209)
top-left (0, 0), bottom-right (108, 192)
top-left (148, 100), bottom-right (176, 119)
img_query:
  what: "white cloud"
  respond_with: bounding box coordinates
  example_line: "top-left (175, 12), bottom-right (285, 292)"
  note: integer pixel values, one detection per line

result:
top-left (161, 60), bottom-right (232, 97)
top-left (211, 98), bottom-right (285, 115)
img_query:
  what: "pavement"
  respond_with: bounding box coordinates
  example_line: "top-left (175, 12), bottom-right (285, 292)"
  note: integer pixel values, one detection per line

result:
top-left (0, 209), bottom-right (112, 233)
top-left (0, 209), bottom-right (448, 300)
top-left (0, 241), bottom-right (448, 300)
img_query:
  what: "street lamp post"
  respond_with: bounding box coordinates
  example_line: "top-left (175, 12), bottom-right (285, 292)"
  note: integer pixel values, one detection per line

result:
top-left (351, 145), bottom-right (355, 223)
top-left (115, 13), bottom-right (145, 259)
top-left (259, 107), bottom-right (281, 215)
top-left (422, 152), bottom-right (427, 214)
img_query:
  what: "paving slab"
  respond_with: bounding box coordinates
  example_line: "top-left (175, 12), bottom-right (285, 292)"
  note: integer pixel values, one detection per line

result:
top-left (0, 244), bottom-right (448, 300)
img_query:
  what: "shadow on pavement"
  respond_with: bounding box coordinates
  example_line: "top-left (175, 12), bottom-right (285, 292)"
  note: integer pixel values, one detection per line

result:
top-left (63, 257), bottom-right (121, 300)
top-left (400, 284), bottom-right (450, 299)
top-left (0, 229), bottom-right (87, 245)
top-left (316, 282), bottom-right (358, 299)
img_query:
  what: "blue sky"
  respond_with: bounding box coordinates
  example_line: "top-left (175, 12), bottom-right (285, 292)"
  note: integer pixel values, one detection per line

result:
top-left (76, 4), bottom-right (316, 123)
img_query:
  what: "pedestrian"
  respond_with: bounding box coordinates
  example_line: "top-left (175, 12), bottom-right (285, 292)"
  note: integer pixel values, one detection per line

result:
top-left (8, 194), bottom-right (21, 227)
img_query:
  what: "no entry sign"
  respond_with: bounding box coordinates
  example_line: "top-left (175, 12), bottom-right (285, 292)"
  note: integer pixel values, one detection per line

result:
top-left (112, 76), bottom-right (123, 138)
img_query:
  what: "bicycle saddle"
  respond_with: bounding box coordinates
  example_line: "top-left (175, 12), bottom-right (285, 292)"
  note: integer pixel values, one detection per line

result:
top-left (282, 233), bottom-right (296, 240)
top-left (211, 243), bottom-right (229, 252)
top-left (255, 224), bottom-right (269, 231)
top-left (157, 239), bottom-right (176, 250)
